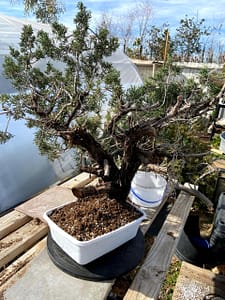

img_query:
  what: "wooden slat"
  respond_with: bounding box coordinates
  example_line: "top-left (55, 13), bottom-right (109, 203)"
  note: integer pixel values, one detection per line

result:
top-left (172, 261), bottom-right (225, 299)
top-left (212, 158), bottom-right (225, 170)
top-left (0, 237), bottom-right (46, 288)
top-left (124, 189), bottom-right (195, 300)
top-left (0, 220), bottom-right (48, 269)
top-left (60, 172), bottom-right (96, 188)
top-left (0, 211), bottom-right (31, 240)
top-left (211, 147), bottom-right (224, 156)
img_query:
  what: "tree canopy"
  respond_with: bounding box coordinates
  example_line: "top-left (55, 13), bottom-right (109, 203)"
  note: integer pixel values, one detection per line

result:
top-left (11, 0), bottom-right (64, 22)
top-left (174, 15), bottom-right (210, 62)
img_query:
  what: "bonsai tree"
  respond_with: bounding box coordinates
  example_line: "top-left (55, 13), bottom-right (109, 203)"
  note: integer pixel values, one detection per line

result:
top-left (0, 2), bottom-right (219, 208)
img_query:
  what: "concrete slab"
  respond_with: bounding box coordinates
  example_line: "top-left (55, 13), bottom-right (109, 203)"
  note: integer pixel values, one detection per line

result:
top-left (3, 248), bottom-right (114, 300)
top-left (15, 186), bottom-right (76, 222)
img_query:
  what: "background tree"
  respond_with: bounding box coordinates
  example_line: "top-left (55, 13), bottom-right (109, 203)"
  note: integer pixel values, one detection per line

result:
top-left (11, 0), bottom-right (64, 22)
top-left (132, 0), bottom-right (152, 58)
top-left (146, 24), bottom-right (174, 61)
top-left (98, 10), bottom-right (135, 55)
top-left (117, 10), bottom-right (135, 55)
top-left (174, 15), bottom-right (210, 62)
top-left (98, 0), bottom-right (152, 58)
top-left (10, 1), bottom-right (225, 63)
top-left (1, 2), bottom-right (219, 207)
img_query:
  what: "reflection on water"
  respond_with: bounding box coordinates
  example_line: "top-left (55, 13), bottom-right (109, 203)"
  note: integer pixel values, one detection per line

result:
top-left (0, 117), bottom-right (77, 213)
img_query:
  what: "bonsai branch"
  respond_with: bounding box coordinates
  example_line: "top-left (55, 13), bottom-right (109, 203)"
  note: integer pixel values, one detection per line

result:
top-left (61, 127), bottom-right (119, 181)
top-left (170, 180), bottom-right (214, 210)
top-left (107, 101), bottom-right (160, 135)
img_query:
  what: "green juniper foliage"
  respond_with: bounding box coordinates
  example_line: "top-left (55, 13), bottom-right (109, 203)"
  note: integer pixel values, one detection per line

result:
top-left (0, 2), bottom-right (220, 203)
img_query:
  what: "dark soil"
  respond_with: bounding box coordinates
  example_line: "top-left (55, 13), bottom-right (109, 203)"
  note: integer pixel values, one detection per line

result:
top-left (49, 195), bottom-right (143, 241)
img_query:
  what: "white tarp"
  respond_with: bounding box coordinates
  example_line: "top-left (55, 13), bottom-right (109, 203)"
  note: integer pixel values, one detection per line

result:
top-left (0, 14), bottom-right (142, 93)
top-left (0, 14), bottom-right (143, 213)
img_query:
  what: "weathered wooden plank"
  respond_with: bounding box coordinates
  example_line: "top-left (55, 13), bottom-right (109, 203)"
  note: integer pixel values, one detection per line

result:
top-left (211, 148), bottom-right (224, 156)
top-left (15, 174), bottom-right (97, 222)
top-left (212, 158), bottom-right (225, 170)
top-left (124, 189), bottom-right (195, 300)
top-left (0, 237), bottom-right (46, 287)
top-left (0, 220), bottom-right (48, 269)
top-left (0, 211), bottom-right (31, 240)
top-left (60, 172), bottom-right (96, 188)
top-left (15, 186), bottom-right (76, 222)
top-left (172, 261), bottom-right (225, 299)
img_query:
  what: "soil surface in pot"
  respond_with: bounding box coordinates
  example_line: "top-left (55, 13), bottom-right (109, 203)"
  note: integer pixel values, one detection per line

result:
top-left (49, 195), bottom-right (143, 241)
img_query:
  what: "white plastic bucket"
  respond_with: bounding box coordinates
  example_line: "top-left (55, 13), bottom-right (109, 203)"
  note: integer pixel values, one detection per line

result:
top-left (129, 171), bottom-right (167, 208)
top-left (219, 132), bottom-right (225, 154)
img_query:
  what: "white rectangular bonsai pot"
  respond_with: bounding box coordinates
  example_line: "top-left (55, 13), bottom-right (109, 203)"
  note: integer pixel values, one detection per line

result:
top-left (43, 201), bottom-right (145, 265)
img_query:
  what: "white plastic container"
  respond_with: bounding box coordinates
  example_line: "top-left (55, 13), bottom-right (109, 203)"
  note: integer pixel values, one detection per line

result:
top-left (219, 132), bottom-right (225, 153)
top-left (43, 201), bottom-right (145, 265)
top-left (129, 171), bottom-right (167, 208)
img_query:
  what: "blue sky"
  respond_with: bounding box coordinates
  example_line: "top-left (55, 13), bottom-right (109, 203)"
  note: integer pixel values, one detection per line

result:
top-left (1, 0), bottom-right (225, 41)
top-left (1, 0), bottom-right (224, 26)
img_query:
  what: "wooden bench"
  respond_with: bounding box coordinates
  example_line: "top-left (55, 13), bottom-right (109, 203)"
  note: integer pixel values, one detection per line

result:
top-left (0, 213), bottom-right (48, 300)
top-left (0, 213), bottom-right (48, 270)
top-left (124, 187), bottom-right (195, 300)
top-left (0, 172), bottom-right (96, 296)
top-left (0, 177), bottom-right (196, 299)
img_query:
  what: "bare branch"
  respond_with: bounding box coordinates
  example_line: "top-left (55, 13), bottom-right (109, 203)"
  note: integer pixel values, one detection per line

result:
top-left (107, 101), bottom-right (160, 135)
top-left (65, 92), bottom-right (89, 127)
top-left (170, 180), bottom-right (214, 209)
top-left (153, 95), bottom-right (184, 127)
top-left (194, 165), bottom-right (218, 184)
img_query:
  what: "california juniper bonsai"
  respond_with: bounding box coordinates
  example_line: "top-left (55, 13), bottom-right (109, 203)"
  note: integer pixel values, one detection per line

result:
top-left (0, 2), bottom-right (219, 207)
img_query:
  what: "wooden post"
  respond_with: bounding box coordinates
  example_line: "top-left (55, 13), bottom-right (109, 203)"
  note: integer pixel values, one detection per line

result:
top-left (163, 30), bottom-right (169, 65)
